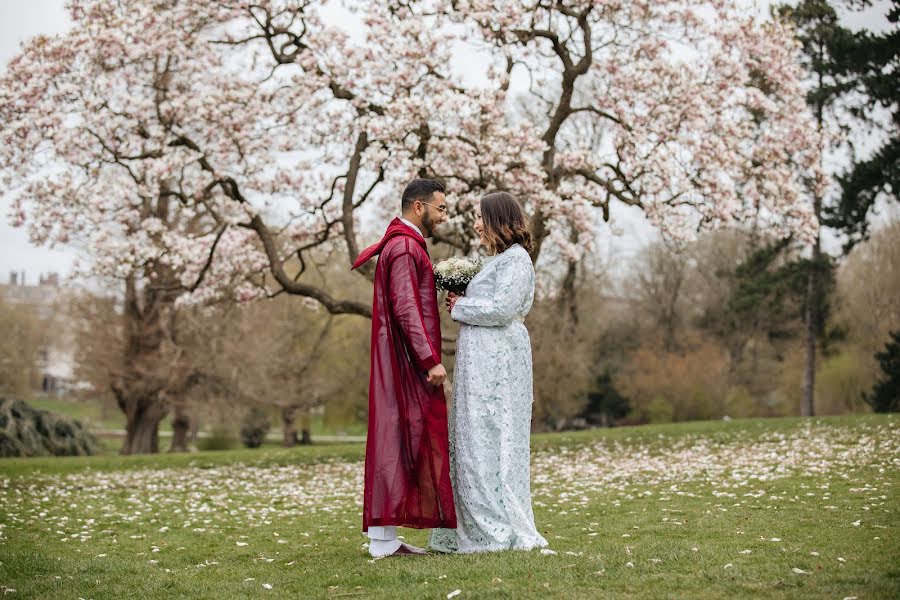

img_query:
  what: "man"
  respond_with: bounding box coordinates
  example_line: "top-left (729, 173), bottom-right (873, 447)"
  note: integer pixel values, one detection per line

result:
top-left (351, 178), bottom-right (457, 557)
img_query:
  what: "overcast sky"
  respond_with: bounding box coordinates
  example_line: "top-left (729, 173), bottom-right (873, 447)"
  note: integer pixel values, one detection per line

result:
top-left (1, 0), bottom-right (894, 286)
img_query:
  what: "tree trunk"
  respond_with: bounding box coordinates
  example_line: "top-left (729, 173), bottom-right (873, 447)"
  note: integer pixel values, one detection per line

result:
top-left (299, 410), bottom-right (312, 445)
top-left (169, 402), bottom-right (190, 452)
top-left (113, 270), bottom-right (179, 454)
top-left (282, 404), bottom-right (298, 447)
top-left (189, 417), bottom-right (200, 444)
top-left (121, 398), bottom-right (166, 454)
top-left (557, 226), bottom-right (580, 326)
top-left (801, 62), bottom-right (827, 418)
top-left (801, 230), bottom-right (820, 417)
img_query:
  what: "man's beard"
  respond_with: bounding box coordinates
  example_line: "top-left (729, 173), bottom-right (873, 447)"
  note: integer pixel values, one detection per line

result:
top-left (421, 211), bottom-right (436, 237)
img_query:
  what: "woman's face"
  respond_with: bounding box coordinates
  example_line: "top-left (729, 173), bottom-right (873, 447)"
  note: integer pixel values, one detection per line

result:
top-left (474, 208), bottom-right (485, 246)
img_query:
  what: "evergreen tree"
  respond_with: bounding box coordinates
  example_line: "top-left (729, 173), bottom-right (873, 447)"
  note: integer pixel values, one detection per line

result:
top-left (778, 1), bottom-right (898, 251)
top-left (823, 1), bottom-right (899, 250)
top-left (772, 0), bottom-right (896, 415)
top-left (864, 331), bottom-right (900, 413)
top-left (723, 237), bottom-right (838, 355)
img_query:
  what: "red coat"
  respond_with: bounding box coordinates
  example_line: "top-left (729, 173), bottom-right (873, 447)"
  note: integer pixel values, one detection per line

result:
top-left (352, 218), bottom-right (457, 531)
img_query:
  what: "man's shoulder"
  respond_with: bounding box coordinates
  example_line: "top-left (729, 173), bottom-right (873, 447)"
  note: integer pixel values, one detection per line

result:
top-left (382, 235), bottom-right (427, 259)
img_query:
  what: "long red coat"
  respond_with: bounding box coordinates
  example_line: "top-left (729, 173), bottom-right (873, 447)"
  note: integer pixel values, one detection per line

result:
top-left (352, 218), bottom-right (457, 532)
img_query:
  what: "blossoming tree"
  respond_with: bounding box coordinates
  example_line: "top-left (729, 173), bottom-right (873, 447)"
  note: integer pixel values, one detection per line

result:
top-left (1, 0), bottom-right (824, 451)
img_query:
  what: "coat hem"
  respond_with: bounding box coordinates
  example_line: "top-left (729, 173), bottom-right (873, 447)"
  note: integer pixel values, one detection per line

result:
top-left (363, 516), bottom-right (457, 532)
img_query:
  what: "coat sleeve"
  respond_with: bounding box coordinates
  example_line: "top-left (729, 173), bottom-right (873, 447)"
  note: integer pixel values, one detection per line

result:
top-left (387, 251), bottom-right (440, 372)
top-left (451, 254), bottom-right (534, 327)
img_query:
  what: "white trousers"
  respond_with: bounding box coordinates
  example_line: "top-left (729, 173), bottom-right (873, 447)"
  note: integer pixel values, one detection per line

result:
top-left (367, 525), bottom-right (401, 558)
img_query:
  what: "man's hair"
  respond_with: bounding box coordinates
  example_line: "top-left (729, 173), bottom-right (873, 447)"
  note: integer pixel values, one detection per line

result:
top-left (401, 178), bottom-right (445, 212)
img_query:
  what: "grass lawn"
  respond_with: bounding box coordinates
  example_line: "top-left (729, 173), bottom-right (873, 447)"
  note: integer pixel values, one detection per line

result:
top-left (25, 397), bottom-right (368, 442)
top-left (1, 415), bottom-right (897, 599)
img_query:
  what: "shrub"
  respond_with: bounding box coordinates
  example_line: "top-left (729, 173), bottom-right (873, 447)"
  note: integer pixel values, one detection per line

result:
top-left (197, 426), bottom-right (238, 451)
top-left (239, 407), bottom-right (271, 448)
top-left (816, 351), bottom-right (872, 415)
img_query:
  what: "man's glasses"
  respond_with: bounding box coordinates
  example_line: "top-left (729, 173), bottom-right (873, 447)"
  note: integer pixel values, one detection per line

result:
top-left (417, 201), bottom-right (448, 214)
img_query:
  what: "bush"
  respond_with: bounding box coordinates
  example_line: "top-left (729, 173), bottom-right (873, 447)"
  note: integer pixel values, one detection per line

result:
top-left (617, 335), bottom-right (729, 423)
top-left (239, 407), bottom-right (271, 448)
top-left (643, 395), bottom-right (675, 424)
top-left (723, 386), bottom-right (756, 419)
top-left (816, 351), bottom-right (872, 415)
top-left (0, 397), bottom-right (100, 457)
top-left (581, 371), bottom-right (630, 427)
top-left (197, 426), bottom-right (238, 451)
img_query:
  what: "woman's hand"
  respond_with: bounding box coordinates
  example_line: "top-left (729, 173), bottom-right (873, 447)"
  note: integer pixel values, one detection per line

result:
top-left (446, 292), bottom-right (460, 314)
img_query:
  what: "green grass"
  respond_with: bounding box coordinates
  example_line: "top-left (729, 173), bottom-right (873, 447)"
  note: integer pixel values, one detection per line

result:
top-left (26, 396), bottom-right (367, 443)
top-left (1, 415), bottom-right (897, 599)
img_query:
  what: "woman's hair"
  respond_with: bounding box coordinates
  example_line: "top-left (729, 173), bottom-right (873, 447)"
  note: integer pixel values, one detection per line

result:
top-left (480, 191), bottom-right (534, 255)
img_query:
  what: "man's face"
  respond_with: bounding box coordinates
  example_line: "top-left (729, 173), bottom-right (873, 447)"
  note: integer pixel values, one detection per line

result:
top-left (418, 191), bottom-right (447, 238)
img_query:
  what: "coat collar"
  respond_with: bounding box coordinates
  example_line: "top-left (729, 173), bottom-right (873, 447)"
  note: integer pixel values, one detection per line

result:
top-left (351, 218), bottom-right (428, 270)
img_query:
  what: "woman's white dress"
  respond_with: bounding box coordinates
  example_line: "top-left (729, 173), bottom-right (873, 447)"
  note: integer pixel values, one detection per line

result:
top-left (429, 243), bottom-right (548, 554)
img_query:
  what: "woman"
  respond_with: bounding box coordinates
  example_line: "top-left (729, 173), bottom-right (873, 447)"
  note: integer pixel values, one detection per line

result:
top-left (429, 191), bottom-right (548, 554)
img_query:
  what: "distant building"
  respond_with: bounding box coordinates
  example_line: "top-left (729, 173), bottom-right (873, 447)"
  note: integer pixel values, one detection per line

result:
top-left (1, 271), bottom-right (76, 396)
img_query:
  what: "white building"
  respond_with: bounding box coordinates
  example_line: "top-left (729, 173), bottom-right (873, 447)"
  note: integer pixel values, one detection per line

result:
top-left (1, 271), bottom-right (77, 395)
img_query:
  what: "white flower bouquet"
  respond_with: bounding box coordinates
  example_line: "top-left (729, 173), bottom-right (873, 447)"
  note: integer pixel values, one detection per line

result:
top-left (433, 256), bottom-right (482, 295)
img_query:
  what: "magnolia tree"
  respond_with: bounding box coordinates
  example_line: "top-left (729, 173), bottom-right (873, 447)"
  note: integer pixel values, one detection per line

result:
top-left (0, 0), bottom-right (535, 451)
top-left (1, 0), bottom-right (824, 450)
top-left (440, 0), bottom-right (825, 255)
top-left (1, 0), bottom-right (825, 305)
top-left (221, 0), bottom-right (826, 268)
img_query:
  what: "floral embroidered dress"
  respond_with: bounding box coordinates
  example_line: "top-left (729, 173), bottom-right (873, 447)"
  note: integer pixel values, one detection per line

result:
top-left (429, 243), bottom-right (548, 554)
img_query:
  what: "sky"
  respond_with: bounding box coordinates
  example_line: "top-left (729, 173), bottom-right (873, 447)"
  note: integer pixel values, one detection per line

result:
top-left (0, 0), bottom-right (74, 285)
top-left (0, 0), bottom-right (895, 286)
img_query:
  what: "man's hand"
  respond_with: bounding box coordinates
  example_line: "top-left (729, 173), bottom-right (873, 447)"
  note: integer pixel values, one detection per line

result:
top-left (426, 363), bottom-right (447, 386)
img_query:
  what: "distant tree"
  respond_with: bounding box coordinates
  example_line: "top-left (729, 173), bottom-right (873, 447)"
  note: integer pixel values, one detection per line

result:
top-left (727, 236), bottom-right (837, 410)
top-left (775, 0), bottom-right (837, 416)
top-left (817, 1), bottom-right (898, 249)
top-left (625, 241), bottom-right (689, 353)
top-left (864, 330), bottom-right (900, 413)
top-left (777, 0), bottom-right (898, 250)
top-left (778, 0), bottom-right (898, 415)
top-left (0, 297), bottom-right (46, 397)
top-left (834, 222), bottom-right (900, 352)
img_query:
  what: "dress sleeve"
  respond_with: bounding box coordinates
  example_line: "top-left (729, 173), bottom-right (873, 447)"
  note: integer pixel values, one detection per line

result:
top-left (388, 252), bottom-right (440, 371)
top-left (451, 253), bottom-right (534, 327)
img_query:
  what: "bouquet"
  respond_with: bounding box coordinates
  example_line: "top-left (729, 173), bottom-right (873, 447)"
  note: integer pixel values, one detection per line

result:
top-left (433, 256), bottom-right (482, 295)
